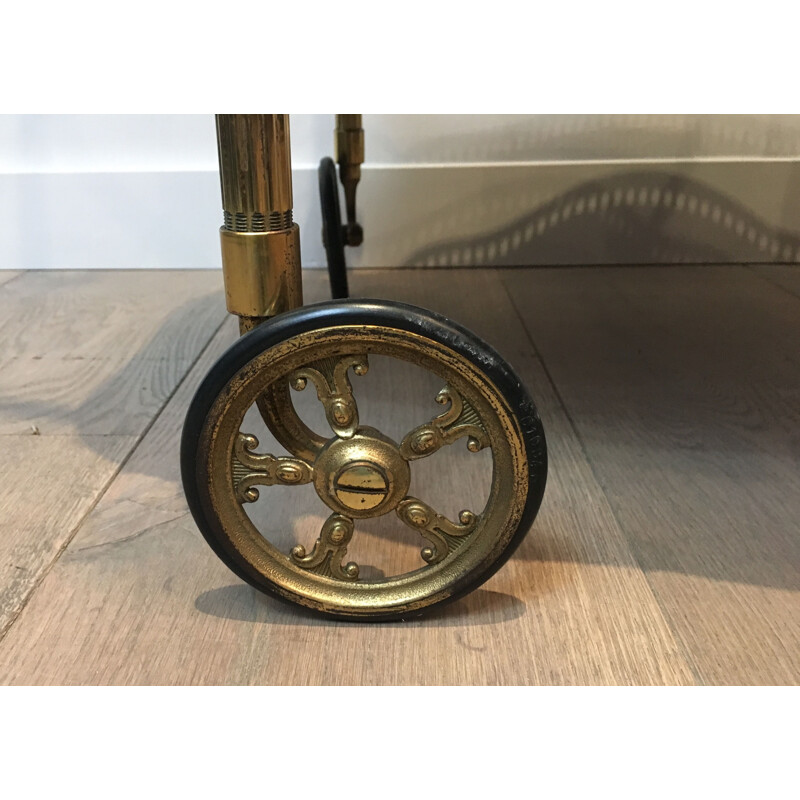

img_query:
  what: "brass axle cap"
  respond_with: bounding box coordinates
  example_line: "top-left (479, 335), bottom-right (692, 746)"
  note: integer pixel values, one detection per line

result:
top-left (312, 426), bottom-right (411, 519)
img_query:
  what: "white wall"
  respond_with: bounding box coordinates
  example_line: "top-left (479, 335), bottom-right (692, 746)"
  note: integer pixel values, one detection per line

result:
top-left (5, 114), bottom-right (800, 172)
top-left (2, 115), bottom-right (800, 269)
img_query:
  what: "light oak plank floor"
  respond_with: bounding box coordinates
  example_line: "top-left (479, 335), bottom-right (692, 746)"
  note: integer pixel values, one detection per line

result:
top-left (0, 270), bottom-right (225, 636)
top-left (506, 265), bottom-right (800, 685)
top-left (0, 266), bottom-right (796, 685)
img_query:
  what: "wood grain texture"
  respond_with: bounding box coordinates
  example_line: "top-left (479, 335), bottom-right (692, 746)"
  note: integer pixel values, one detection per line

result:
top-left (507, 265), bottom-right (800, 684)
top-left (0, 270), bottom-right (226, 646)
top-left (0, 268), bottom-right (694, 685)
top-left (0, 270), bottom-right (225, 434)
top-left (0, 435), bottom-right (136, 636)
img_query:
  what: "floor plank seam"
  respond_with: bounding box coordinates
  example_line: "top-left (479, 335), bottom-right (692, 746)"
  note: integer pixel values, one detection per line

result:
top-left (0, 310), bottom-right (229, 646)
top-left (745, 265), bottom-right (800, 301)
top-left (0, 271), bottom-right (27, 290)
top-left (500, 273), bottom-right (704, 686)
top-left (0, 433), bottom-right (143, 437)
top-left (72, 514), bottom-right (189, 555)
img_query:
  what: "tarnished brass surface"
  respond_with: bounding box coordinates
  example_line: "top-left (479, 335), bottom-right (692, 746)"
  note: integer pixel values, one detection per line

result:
top-left (219, 227), bottom-right (302, 318)
top-left (395, 499), bottom-right (477, 565)
top-left (313, 427), bottom-right (411, 518)
top-left (232, 432), bottom-right (313, 503)
top-left (215, 114), bottom-right (312, 456)
top-left (290, 514), bottom-right (359, 581)
top-left (216, 114), bottom-right (294, 231)
top-left (290, 354), bottom-right (368, 438)
top-left (400, 384), bottom-right (489, 460)
top-left (334, 114), bottom-right (364, 246)
top-left (196, 323), bottom-right (529, 617)
top-left (254, 382), bottom-right (327, 462)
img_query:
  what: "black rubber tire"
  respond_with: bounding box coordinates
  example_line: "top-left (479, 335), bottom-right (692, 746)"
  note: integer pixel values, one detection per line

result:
top-left (181, 299), bottom-right (547, 622)
top-left (318, 157), bottom-right (349, 299)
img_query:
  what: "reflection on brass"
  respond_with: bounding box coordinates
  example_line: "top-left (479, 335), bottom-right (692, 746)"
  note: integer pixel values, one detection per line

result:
top-left (290, 354), bottom-right (369, 438)
top-left (291, 513), bottom-right (359, 581)
top-left (400, 384), bottom-right (489, 460)
top-left (215, 114), bottom-right (310, 457)
top-left (232, 433), bottom-right (313, 503)
top-left (216, 114), bottom-right (302, 324)
top-left (312, 427), bottom-right (411, 519)
top-left (335, 464), bottom-right (387, 510)
top-left (255, 382), bottom-right (328, 463)
top-left (199, 324), bottom-right (528, 615)
top-left (220, 227), bottom-right (302, 318)
top-left (396, 498), bottom-right (477, 564)
top-left (334, 114), bottom-right (364, 246)
top-left (217, 114), bottom-right (293, 230)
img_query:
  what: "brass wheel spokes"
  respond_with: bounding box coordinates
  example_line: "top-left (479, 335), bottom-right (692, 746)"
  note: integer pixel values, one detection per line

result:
top-left (396, 497), bottom-right (478, 564)
top-left (289, 354), bottom-right (368, 438)
top-left (237, 376), bottom-right (491, 580)
top-left (290, 513), bottom-right (359, 581)
top-left (233, 433), bottom-right (314, 503)
top-left (391, 382), bottom-right (487, 566)
top-left (399, 384), bottom-right (490, 461)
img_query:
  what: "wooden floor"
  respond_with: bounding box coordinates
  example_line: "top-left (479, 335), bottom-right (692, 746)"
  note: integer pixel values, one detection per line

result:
top-left (0, 265), bottom-right (797, 685)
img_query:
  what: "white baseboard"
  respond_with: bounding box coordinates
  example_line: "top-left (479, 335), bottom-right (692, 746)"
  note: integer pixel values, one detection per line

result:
top-left (2, 160), bottom-right (799, 270)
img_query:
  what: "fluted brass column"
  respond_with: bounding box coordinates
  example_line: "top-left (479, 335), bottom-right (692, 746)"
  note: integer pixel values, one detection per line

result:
top-left (216, 114), bottom-right (303, 333)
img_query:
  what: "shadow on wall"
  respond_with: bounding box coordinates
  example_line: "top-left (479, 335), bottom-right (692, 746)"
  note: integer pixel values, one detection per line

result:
top-left (404, 171), bottom-right (800, 267)
top-left (377, 114), bottom-right (800, 163)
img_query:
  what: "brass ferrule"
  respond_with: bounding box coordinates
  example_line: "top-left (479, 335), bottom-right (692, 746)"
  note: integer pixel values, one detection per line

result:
top-left (334, 114), bottom-right (365, 246)
top-left (219, 226), bottom-right (302, 319)
top-left (335, 115), bottom-right (364, 162)
top-left (335, 116), bottom-right (365, 173)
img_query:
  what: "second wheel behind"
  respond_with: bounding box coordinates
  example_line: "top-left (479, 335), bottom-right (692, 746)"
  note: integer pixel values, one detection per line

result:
top-left (319, 156), bottom-right (349, 299)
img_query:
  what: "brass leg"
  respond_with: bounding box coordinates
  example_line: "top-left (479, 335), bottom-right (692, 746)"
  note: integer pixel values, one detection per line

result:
top-left (216, 114), bottom-right (303, 333)
top-left (216, 115), bottom-right (324, 459)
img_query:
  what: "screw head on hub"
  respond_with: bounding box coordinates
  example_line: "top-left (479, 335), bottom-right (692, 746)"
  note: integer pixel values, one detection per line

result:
top-left (313, 427), bottom-right (410, 519)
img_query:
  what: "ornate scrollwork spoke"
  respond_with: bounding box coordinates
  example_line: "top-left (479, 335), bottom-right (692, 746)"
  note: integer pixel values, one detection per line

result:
top-left (290, 354), bottom-right (369, 438)
top-left (290, 513), bottom-right (359, 581)
top-left (399, 384), bottom-right (490, 461)
top-left (395, 497), bottom-right (478, 565)
top-left (233, 433), bottom-right (314, 503)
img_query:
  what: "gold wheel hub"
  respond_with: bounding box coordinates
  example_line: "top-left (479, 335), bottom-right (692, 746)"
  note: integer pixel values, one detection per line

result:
top-left (313, 426), bottom-right (411, 519)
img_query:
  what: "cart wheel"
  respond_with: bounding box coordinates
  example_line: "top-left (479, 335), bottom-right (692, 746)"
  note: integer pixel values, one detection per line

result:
top-left (181, 300), bottom-right (547, 621)
top-left (319, 157), bottom-right (349, 299)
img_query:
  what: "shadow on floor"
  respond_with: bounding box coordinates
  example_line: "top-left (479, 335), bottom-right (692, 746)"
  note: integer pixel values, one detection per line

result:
top-left (195, 583), bottom-right (526, 627)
